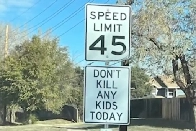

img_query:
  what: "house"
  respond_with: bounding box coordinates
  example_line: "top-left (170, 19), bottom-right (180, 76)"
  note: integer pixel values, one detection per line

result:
top-left (149, 75), bottom-right (185, 98)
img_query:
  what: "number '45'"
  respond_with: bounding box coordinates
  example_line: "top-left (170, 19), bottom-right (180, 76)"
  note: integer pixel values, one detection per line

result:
top-left (89, 35), bottom-right (126, 55)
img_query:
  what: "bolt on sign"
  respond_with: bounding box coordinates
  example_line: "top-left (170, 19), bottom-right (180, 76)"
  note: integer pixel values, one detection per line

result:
top-left (85, 4), bottom-right (131, 61)
top-left (84, 66), bottom-right (131, 125)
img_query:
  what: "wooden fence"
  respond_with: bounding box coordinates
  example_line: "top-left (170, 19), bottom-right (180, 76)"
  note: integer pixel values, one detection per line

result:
top-left (3, 98), bottom-right (192, 124)
top-left (131, 98), bottom-right (193, 122)
top-left (162, 98), bottom-right (180, 121)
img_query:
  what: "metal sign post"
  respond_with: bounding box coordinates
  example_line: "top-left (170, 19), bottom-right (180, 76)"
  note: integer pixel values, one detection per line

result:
top-left (104, 61), bottom-right (109, 130)
top-left (84, 3), bottom-right (132, 131)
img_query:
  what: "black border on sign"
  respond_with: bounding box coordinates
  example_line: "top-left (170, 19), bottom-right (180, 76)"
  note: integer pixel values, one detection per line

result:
top-left (85, 3), bottom-right (132, 61)
top-left (83, 66), bottom-right (131, 125)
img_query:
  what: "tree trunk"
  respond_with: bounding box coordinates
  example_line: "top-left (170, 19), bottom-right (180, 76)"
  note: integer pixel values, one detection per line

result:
top-left (2, 104), bottom-right (7, 125)
top-left (192, 104), bottom-right (196, 131)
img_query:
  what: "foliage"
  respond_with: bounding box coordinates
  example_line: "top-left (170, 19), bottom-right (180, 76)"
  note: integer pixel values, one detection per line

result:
top-left (0, 24), bottom-right (29, 60)
top-left (129, 0), bottom-right (196, 129)
top-left (131, 0), bottom-right (196, 76)
top-left (0, 35), bottom-right (76, 113)
top-left (71, 66), bottom-right (84, 88)
top-left (131, 66), bottom-right (153, 98)
top-left (28, 114), bottom-right (39, 124)
top-left (67, 66), bottom-right (84, 119)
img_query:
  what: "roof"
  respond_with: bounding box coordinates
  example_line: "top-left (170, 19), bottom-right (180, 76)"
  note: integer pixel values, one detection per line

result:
top-left (149, 75), bottom-right (180, 89)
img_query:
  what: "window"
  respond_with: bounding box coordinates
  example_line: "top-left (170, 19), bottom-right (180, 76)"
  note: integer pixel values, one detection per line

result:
top-left (168, 89), bottom-right (174, 97)
top-left (169, 92), bottom-right (173, 96)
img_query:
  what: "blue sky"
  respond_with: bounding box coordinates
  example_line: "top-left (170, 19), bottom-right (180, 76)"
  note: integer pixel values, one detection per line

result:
top-left (0, 0), bottom-right (121, 67)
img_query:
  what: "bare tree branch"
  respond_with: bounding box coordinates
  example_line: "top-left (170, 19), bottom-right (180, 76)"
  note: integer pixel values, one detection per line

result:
top-left (179, 54), bottom-right (192, 85)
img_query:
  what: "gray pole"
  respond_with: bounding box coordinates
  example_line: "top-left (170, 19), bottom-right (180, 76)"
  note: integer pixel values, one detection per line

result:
top-left (118, 0), bottom-right (134, 131)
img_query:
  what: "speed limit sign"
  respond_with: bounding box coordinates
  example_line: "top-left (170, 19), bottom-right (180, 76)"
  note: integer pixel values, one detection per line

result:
top-left (85, 3), bottom-right (131, 61)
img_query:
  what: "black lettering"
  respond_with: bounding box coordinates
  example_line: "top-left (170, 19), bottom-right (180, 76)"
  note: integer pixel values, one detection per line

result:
top-left (104, 91), bottom-right (110, 99)
top-left (96, 101), bottom-right (101, 109)
top-left (90, 12), bottom-right (127, 21)
top-left (107, 70), bottom-right (112, 78)
top-left (116, 70), bottom-right (120, 78)
top-left (96, 80), bottom-right (118, 89)
top-left (91, 112), bottom-right (123, 121)
top-left (105, 24), bottom-right (111, 32)
top-left (111, 91), bottom-right (117, 99)
top-left (97, 91), bottom-right (117, 99)
top-left (106, 80), bottom-right (111, 89)
top-left (102, 101), bottom-right (111, 109)
top-left (112, 81), bottom-right (118, 89)
top-left (98, 12), bottom-right (104, 20)
top-left (96, 112), bottom-right (102, 120)
top-left (94, 23), bottom-right (100, 31)
top-left (106, 101), bottom-right (111, 109)
top-left (113, 12), bottom-right (118, 20)
top-left (109, 112), bottom-right (115, 120)
top-left (90, 11), bottom-right (96, 19)
top-left (94, 69), bottom-right (99, 77)
top-left (96, 80), bottom-right (102, 88)
top-left (103, 80), bottom-right (106, 88)
top-left (89, 35), bottom-right (106, 54)
top-left (100, 70), bottom-right (106, 78)
top-left (117, 113), bottom-right (123, 120)
top-left (114, 24), bottom-right (116, 32)
top-left (97, 91), bottom-right (103, 99)
top-left (113, 102), bottom-right (117, 110)
top-left (90, 111), bottom-right (95, 119)
top-left (94, 24), bottom-right (123, 32)
top-left (121, 13), bottom-right (126, 20)
top-left (116, 24), bottom-right (122, 32)
top-left (105, 12), bottom-right (111, 20)
top-left (103, 112), bottom-right (108, 120)
top-left (111, 35), bottom-right (126, 55)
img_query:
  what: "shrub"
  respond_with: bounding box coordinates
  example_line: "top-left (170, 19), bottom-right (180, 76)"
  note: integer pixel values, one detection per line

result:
top-left (28, 114), bottom-right (39, 124)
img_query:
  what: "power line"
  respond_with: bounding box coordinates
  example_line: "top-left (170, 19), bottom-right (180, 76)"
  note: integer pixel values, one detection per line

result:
top-left (57, 19), bottom-right (84, 38)
top-left (10, 0), bottom-right (90, 43)
top-left (1, 0), bottom-right (58, 39)
top-left (9, 0), bottom-right (111, 50)
top-left (56, 0), bottom-right (111, 38)
top-left (8, 0), bottom-right (75, 43)
top-left (55, 0), bottom-right (111, 66)
top-left (75, 59), bottom-right (85, 65)
top-left (109, 61), bottom-right (121, 66)
top-left (10, 0), bottom-right (42, 22)
top-left (17, 0), bottom-right (76, 36)
top-left (41, 1), bottom-right (87, 38)
top-left (20, 0), bottom-right (58, 29)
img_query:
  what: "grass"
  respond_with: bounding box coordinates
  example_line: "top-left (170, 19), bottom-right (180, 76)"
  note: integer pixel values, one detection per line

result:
top-left (0, 118), bottom-right (193, 131)
top-left (36, 119), bottom-right (72, 124)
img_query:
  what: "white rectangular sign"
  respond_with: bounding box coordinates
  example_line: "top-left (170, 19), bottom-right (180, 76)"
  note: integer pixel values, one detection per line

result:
top-left (85, 4), bottom-right (131, 61)
top-left (84, 66), bottom-right (130, 125)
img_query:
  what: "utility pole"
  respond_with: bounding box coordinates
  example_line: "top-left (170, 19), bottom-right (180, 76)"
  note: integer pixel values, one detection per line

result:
top-left (5, 25), bottom-right (8, 58)
top-left (119, 60), bottom-right (130, 131)
top-left (2, 24), bottom-right (9, 125)
top-left (118, 0), bottom-right (134, 131)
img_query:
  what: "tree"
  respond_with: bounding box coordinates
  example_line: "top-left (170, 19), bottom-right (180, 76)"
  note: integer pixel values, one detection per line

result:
top-left (71, 66), bottom-right (84, 88)
top-left (0, 23), bottom-right (29, 124)
top-left (131, 66), bottom-right (153, 98)
top-left (67, 66), bottom-right (84, 120)
top-left (130, 0), bottom-right (196, 129)
top-left (0, 23), bottom-right (29, 60)
top-left (0, 35), bottom-right (76, 117)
